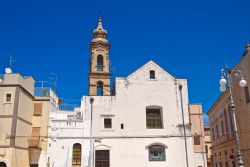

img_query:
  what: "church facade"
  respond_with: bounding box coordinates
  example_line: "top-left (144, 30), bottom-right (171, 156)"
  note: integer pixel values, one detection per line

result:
top-left (80, 18), bottom-right (197, 167)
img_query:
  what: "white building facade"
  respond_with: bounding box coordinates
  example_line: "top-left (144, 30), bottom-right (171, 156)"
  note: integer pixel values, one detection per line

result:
top-left (46, 18), bottom-right (203, 167)
top-left (78, 18), bottom-right (196, 167)
top-left (47, 109), bottom-right (84, 167)
top-left (81, 60), bottom-right (195, 167)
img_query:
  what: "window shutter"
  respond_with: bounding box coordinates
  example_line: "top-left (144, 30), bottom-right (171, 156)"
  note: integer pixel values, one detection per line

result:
top-left (34, 103), bottom-right (43, 116)
top-left (29, 127), bottom-right (41, 147)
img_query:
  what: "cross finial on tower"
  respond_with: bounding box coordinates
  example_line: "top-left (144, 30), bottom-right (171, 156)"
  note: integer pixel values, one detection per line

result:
top-left (98, 9), bottom-right (103, 19)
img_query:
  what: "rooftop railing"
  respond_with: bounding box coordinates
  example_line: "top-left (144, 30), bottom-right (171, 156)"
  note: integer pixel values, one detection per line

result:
top-left (0, 74), bottom-right (4, 80)
top-left (34, 87), bottom-right (51, 97)
top-left (59, 103), bottom-right (79, 111)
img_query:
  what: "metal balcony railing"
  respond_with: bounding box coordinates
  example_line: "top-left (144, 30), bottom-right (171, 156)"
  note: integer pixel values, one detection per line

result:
top-left (96, 65), bottom-right (104, 71)
top-left (34, 87), bottom-right (51, 97)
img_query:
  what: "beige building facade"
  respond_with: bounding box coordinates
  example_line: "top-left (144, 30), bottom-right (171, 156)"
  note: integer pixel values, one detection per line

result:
top-left (0, 73), bottom-right (35, 167)
top-left (0, 72), bottom-right (59, 167)
top-left (189, 104), bottom-right (207, 167)
top-left (207, 44), bottom-right (250, 167)
top-left (204, 125), bottom-right (212, 167)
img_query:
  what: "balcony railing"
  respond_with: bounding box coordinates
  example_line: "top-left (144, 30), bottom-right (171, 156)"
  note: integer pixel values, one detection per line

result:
top-left (96, 65), bottom-right (104, 71)
top-left (34, 87), bottom-right (51, 97)
top-left (59, 103), bottom-right (79, 111)
top-left (29, 137), bottom-right (42, 149)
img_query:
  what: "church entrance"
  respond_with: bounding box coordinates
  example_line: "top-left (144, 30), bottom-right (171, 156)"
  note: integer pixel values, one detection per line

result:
top-left (0, 162), bottom-right (7, 167)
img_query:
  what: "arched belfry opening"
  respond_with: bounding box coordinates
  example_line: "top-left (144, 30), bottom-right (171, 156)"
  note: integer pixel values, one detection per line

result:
top-left (97, 55), bottom-right (104, 71)
top-left (88, 17), bottom-right (111, 96)
top-left (97, 81), bottom-right (104, 96)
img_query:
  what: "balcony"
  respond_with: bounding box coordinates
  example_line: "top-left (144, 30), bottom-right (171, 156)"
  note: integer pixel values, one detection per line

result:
top-left (96, 65), bottom-right (104, 71)
top-left (29, 137), bottom-right (42, 149)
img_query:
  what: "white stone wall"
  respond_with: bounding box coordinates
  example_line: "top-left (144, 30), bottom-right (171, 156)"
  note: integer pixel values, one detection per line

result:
top-left (81, 61), bottom-right (195, 167)
top-left (47, 111), bottom-right (85, 167)
top-left (193, 152), bottom-right (207, 167)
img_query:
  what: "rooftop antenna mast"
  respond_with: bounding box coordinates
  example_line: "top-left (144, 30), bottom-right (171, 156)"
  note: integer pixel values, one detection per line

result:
top-left (8, 54), bottom-right (15, 67)
top-left (38, 80), bottom-right (48, 90)
top-left (5, 54), bottom-right (15, 74)
top-left (50, 73), bottom-right (57, 93)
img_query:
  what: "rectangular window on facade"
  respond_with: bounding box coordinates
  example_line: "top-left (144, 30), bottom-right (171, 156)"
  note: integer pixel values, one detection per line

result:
top-left (104, 118), bottom-right (112, 129)
top-left (5, 93), bottom-right (12, 102)
top-left (221, 121), bottom-right (225, 136)
top-left (95, 150), bottom-right (110, 167)
top-left (194, 136), bottom-right (200, 145)
top-left (228, 105), bottom-right (234, 137)
top-left (149, 70), bottom-right (155, 79)
top-left (149, 145), bottom-right (165, 161)
top-left (224, 109), bottom-right (229, 139)
top-left (146, 108), bottom-right (163, 129)
top-left (244, 86), bottom-right (250, 103)
top-left (33, 103), bottom-right (43, 116)
top-left (212, 128), bottom-right (215, 141)
top-left (216, 124), bottom-right (219, 139)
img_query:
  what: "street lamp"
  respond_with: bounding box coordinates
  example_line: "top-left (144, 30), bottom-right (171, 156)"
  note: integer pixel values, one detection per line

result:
top-left (219, 66), bottom-right (247, 167)
top-left (89, 97), bottom-right (94, 167)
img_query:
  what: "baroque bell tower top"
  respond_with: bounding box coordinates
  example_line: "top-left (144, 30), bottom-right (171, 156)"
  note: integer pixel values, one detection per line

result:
top-left (91, 17), bottom-right (109, 45)
top-left (88, 18), bottom-right (111, 96)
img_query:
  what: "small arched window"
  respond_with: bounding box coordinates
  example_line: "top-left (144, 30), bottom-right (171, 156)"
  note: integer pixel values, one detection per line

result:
top-left (148, 145), bottom-right (166, 161)
top-left (72, 143), bottom-right (82, 166)
top-left (97, 55), bottom-right (104, 71)
top-left (97, 81), bottom-right (104, 96)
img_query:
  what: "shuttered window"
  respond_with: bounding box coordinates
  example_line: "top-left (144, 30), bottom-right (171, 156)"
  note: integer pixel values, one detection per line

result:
top-left (194, 136), bottom-right (201, 145)
top-left (34, 103), bottom-right (43, 116)
top-left (95, 150), bottom-right (109, 167)
top-left (72, 143), bottom-right (82, 165)
top-left (5, 93), bottom-right (12, 102)
top-left (29, 127), bottom-right (40, 147)
top-left (146, 108), bottom-right (163, 129)
top-left (244, 86), bottom-right (250, 103)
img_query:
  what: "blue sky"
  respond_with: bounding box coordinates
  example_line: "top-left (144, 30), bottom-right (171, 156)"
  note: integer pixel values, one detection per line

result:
top-left (0, 0), bottom-right (250, 119)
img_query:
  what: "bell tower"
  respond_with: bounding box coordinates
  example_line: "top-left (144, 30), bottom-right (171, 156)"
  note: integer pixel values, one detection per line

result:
top-left (89, 18), bottom-right (111, 96)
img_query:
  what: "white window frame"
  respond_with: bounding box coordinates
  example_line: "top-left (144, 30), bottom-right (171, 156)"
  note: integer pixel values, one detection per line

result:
top-left (101, 114), bottom-right (115, 131)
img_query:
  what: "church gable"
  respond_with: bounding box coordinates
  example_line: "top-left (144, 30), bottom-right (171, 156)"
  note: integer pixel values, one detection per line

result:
top-left (126, 60), bottom-right (175, 82)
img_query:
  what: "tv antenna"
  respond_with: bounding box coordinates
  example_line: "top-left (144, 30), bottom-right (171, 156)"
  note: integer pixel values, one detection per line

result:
top-left (5, 54), bottom-right (15, 74)
top-left (38, 80), bottom-right (48, 90)
top-left (50, 73), bottom-right (58, 93)
top-left (8, 54), bottom-right (15, 67)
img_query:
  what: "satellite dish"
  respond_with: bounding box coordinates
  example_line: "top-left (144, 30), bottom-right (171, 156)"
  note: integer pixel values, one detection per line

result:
top-left (5, 67), bottom-right (12, 74)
